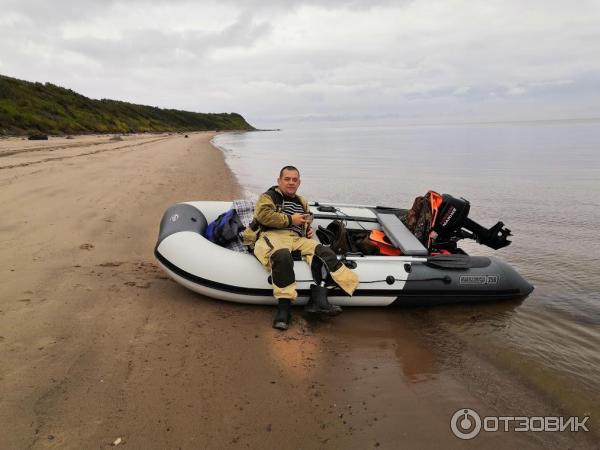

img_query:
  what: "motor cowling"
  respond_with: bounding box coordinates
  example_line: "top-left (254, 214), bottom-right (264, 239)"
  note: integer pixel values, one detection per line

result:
top-left (432, 194), bottom-right (470, 238)
top-left (432, 194), bottom-right (512, 250)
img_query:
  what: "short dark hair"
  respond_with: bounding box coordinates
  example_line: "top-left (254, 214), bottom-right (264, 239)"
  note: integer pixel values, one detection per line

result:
top-left (279, 165), bottom-right (300, 178)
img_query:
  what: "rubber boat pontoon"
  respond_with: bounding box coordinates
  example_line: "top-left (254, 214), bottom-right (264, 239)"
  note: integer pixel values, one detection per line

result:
top-left (154, 196), bottom-right (534, 307)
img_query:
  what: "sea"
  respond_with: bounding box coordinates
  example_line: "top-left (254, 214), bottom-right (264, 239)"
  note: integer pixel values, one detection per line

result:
top-left (213, 120), bottom-right (600, 419)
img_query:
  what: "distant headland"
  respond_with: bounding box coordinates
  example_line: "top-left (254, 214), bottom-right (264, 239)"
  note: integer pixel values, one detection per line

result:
top-left (0, 74), bottom-right (255, 136)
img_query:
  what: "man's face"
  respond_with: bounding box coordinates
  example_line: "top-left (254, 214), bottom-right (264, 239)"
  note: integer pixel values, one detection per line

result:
top-left (277, 169), bottom-right (301, 197)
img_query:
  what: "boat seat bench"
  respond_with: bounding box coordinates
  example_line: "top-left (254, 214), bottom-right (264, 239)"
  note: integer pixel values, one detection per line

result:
top-left (375, 213), bottom-right (429, 256)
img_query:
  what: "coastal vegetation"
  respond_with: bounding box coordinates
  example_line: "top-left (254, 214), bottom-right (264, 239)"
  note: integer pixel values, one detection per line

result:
top-left (0, 74), bottom-right (254, 136)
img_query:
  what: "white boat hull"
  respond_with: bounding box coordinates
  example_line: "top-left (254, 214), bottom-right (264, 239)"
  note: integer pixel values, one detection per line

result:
top-left (155, 201), bottom-right (534, 306)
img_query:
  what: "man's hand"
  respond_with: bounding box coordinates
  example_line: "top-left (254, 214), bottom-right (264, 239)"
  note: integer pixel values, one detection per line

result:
top-left (306, 227), bottom-right (314, 239)
top-left (291, 213), bottom-right (310, 225)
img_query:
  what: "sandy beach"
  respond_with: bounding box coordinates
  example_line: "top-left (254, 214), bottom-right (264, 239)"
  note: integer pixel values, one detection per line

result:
top-left (0, 133), bottom-right (595, 449)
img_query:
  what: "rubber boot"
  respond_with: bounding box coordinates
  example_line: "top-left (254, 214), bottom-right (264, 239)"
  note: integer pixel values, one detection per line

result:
top-left (305, 284), bottom-right (342, 316)
top-left (304, 287), bottom-right (320, 314)
top-left (273, 299), bottom-right (292, 330)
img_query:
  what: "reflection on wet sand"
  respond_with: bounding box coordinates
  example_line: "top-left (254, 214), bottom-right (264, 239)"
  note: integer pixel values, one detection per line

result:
top-left (267, 308), bottom-right (447, 384)
top-left (255, 294), bottom-right (597, 448)
top-left (316, 309), bottom-right (444, 384)
top-left (267, 323), bottom-right (324, 380)
top-left (318, 299), bottom-right (522, 379)
top-left (282, 306), bottom-right (562, 449)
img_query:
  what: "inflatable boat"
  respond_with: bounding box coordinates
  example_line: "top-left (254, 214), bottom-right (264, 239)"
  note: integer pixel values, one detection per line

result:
top-left (154, 198), bottom-right (534, 307)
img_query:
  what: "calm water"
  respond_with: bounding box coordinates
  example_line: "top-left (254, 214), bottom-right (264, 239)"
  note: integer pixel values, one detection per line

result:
top-left (213, 121), bottom-right (600, 416)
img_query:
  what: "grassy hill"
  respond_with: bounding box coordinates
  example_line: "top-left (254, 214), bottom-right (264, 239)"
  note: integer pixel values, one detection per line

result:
top-left (0, 74), bottom-right (254, 135)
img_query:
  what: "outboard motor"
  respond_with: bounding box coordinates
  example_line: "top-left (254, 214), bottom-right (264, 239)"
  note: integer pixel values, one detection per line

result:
top-left (433, 194), bottom-right (512, 250)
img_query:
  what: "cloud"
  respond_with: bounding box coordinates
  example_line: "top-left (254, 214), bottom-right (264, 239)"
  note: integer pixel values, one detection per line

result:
top-left (0, 0), bottom-right (599, 126)
top-left (60, 13), bottom-right (272, 68)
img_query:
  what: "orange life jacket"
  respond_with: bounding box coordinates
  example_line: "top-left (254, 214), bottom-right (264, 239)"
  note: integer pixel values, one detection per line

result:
top-left (369, 229), bottom-right (402, 256)
top-left (427, 190), bottom-right (443, 248)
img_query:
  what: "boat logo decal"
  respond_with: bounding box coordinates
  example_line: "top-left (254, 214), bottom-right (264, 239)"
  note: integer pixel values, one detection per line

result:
top-left (170, 214), bottom-right (180, 223)
top-left (460, 275), bottom-right (499, 285)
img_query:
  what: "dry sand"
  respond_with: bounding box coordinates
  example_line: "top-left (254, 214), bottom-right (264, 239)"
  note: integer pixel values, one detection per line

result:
top-left (0, 133), bottom-right (595, 449)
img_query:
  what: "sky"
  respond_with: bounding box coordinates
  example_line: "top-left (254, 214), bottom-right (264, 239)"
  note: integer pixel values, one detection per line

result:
top-left (1, 0), bottom-right (600, 128)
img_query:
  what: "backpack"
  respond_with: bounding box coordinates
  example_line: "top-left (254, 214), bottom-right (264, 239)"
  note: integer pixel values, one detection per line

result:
top-left (204, 208), bottom-right (245, 246)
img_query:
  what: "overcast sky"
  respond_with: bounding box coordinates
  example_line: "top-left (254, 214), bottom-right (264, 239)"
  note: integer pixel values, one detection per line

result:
top-left (1, 0), bottom-right (600, 127)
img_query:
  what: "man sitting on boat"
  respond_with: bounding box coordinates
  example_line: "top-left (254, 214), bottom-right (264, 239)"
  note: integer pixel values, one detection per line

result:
top-left (242, 165), bottom-right (359, 330)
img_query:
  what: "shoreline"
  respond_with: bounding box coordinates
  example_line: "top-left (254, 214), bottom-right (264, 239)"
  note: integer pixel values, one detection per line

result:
top-left (209, 131), bottom-right (268, 201)
top-left (0, 132), bottom-right (595, 449)
top-left (209, 132), bottom-right (249, 200)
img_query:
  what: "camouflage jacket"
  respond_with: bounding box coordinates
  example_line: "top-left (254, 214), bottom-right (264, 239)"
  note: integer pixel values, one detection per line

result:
top-left (242, 187), bottom-right (309, 247)
top-left (401, 194), bottom-right (433, 246)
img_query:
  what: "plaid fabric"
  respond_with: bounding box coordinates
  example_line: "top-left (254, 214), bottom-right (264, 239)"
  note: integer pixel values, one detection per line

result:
top-left (225, 199), bottom-right (255, 253)
top-left (233, 199), bottom-right (255, 228)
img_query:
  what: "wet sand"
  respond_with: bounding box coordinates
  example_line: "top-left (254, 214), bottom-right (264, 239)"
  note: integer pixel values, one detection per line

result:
top-left (0, 133), bottom-right (595, 449)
